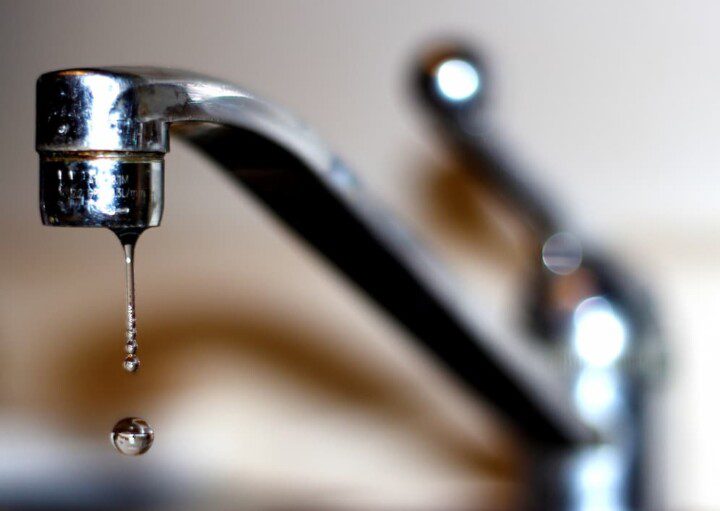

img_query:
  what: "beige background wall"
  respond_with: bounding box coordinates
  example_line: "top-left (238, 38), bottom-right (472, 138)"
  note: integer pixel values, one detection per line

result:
top-left (1, 1), bottom-right (719, 509)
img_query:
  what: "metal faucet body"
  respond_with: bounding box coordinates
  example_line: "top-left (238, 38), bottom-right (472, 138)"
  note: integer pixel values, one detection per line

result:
top-left (36, 68), bottom-right (331, 232)
top-left (36, 67), bottom-right (593, 453)
top-left (415, 45), bottom-right (667, 510)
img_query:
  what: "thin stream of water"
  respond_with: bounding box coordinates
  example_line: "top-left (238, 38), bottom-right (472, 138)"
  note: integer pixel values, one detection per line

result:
top-left (122, 241), bottom-right (140, 373)
top-left (109, 231), bottom-right (153, 456)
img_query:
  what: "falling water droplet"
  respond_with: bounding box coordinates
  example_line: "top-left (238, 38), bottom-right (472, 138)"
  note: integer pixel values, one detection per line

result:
top-left (110, 230), bottom-right (152, 455)
top-left (123, 354), bottom-right (140, 373)
top-left (110, 417), bottom-right (154, 456)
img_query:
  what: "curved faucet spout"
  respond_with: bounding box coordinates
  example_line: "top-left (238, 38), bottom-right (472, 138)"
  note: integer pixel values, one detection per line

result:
top-left (36, 67), bottom-right (592, 445)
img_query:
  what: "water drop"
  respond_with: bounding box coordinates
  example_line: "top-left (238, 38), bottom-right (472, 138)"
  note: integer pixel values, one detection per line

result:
top-left (123, 354), bottom-right (140, 373)
top-left (110, 417), bottom-right (154, 456)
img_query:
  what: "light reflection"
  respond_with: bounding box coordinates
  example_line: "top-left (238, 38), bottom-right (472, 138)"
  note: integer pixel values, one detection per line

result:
top-left (542, 232), bottom-right (583, 275)
top-left (572, 446), bottom-right (627, 511)
top-left (574, 367), bottom-right (622, 426)
top-left (573, 297), bottom-right (627, 367)
top-left (434, 59), bottom-right (481, 102)
top-left (83, 74), bottom-right (123, 148)
top-left (88, 160), bottom-right (118, 216)
top-left (186, 82), bottom-right (247, 103)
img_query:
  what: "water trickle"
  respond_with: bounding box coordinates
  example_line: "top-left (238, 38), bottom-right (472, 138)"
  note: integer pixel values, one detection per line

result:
top-left (110, 229), bottom-right (152, 455)
top-left (121, 240), bottom-right (140, 373)
top-left (111, 417), bottom-right (154, 456)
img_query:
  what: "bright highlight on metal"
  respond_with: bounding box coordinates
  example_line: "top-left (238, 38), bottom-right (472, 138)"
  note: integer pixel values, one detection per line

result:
top-left (434, 59), bottom-right (481, 102)
top-left (572, 296), bottom-right (628, 367)
top-left (574, 368), bottom-right (622, 427)
top-left (572, 446), bottom-right (626, 511)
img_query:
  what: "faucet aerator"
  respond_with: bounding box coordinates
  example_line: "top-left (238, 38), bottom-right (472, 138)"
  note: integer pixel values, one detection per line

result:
top-left (39, 151), bottom-right (164, 230)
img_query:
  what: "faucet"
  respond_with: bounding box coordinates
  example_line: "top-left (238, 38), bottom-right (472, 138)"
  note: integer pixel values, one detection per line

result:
top-left (414, 44), bottom-right (667, 510)
top-left (37, 67), bottom-right (597, 503)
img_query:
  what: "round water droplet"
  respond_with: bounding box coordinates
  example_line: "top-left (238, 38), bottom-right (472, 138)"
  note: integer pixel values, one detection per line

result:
top-left (57, 124), bottom-right (68, 134)
top-left (125, 341), bottom-right (137, 354)
top-left (123, 354), bottom-right (140, 373)
top-left (110, 417), bottom-right (154, 456)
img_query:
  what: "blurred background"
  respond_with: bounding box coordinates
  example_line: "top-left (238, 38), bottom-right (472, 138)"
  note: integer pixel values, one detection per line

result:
top-left (1, 0), bottom-right (719, 509)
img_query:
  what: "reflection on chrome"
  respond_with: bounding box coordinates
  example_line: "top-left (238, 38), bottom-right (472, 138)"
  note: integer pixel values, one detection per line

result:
top-left (572, 446), bottom-right (627, 511)
top-left (542, 232), bottom-right (583, 275)
top-left (185, 82), bottom-right (248, 103)
top-left (574, 367), bottom-right (623, 428)
top-left (434, 58), bottom-right (481, 102)
top-left (88, 159), bottom-right (118, 216)
top-left (82, 74), bottom-right (123, 149)
top-left (572, 296), bottom-right (628, 367)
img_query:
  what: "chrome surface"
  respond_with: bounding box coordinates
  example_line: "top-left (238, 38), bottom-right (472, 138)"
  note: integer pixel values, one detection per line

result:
top-left (36, 67), bottom-right (593, 445)
top-left (415, 43), bottom-right (667, 510)
top-left (39, 152), bottom-right (163, 229)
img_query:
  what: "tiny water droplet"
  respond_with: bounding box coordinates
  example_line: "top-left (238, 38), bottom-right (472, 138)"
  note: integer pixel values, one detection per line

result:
top-left (123, 354), bottom-right (140, 373)
top-left (110, 417), bottom-right (154, 456)
top-left (125, 341), bottom-right (137, 354)
top-left (57, 124), bottom-right (68, 134)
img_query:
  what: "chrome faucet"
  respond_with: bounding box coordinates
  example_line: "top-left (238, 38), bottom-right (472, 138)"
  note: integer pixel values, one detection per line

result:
top-left (415, 44), bottom-right (667, 510)
top-left (37, 66), bottom-right (639, 507)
